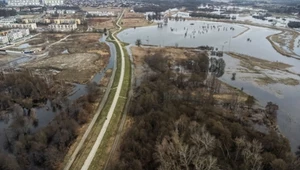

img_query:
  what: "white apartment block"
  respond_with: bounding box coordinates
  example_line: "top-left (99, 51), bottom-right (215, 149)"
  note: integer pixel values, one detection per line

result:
top-left (7, 0), bottom-right (41, 6)
top-left (0, 36), bottom-right (8, 44)
top-left (87, 11), bottom-right (115, 17)
top-left (43, 0), bottom-right (64, 6)
top-left (48, 23), bottom-right (77, 32)
top-left (0, 29), bottom-right (30, 44)
top-left (1, 23), bottom-right (37, 30)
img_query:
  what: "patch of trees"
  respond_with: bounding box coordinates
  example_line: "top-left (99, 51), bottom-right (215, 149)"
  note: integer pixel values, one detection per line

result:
top-left (0, 70), bottom-right (101, 169)
top-left (109, 52), bottom-right (298, 170)
top-left (190, 12), bottom-right (230, 19)
top-left (133, 5), bottom-right (169, 13)
top-left (147, 12), bottom-right (162, 21)
top-left (0, 9), bottom-right (17, 17)
top-left (53, 6), bottom-right (80, 11)
top-left (288, 21), bottom-right (300, 28)
top-left (0, 71), bottom-right (49, 110)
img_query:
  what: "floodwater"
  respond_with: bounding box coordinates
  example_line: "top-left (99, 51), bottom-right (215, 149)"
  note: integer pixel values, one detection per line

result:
top-left (0, 36), bottom-right (117, 151)
top-left (17, 43), bottom-right (31, 49)
top-left (118, 20), bottom-right (300, 151)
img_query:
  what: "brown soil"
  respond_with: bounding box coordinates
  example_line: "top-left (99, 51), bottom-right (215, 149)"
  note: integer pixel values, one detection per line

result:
top-left (0, 54), bottom-right (20, 65)
top-left (121, 18), bottom-right (154, 28)
top-left (49, 33), bottom-right (109, 56)
top-left (81, 7), bottom-right (122, 13)
top-left (123, 10), bottom-right (144, 18)
top-left (22, 33), bottom-right (110, 84)
top-left (131, 46), bottom-right (197, 65)
top-left (87, 17), bottom-right (116, 30)
top-left (23, 53), bottom-right (107, 83)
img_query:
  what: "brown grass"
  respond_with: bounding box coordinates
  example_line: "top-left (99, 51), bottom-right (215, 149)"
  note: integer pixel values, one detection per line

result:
top-left (121, 18), bottom-right (154, 28)
top-left (267, 31), bottom-right (300, 59)
top-left (255, 76), bottom-right (299, 86)
top-left (87, 17), bottom-right (116, 29)
top-left (22, 33), bottom-right (110, 84)
top-left (226, 52), bottom-right (291, 71)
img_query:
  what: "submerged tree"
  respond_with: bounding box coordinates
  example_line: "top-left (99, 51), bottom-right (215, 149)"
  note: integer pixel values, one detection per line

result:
top-left (209, 58), bottom-right (225, 78)
top-left (136, 39), bottom-right (142, 47)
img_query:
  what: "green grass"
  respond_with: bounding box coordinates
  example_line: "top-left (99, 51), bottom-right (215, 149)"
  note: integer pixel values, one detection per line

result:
top-left (88, 41), bottom-right (131, 170)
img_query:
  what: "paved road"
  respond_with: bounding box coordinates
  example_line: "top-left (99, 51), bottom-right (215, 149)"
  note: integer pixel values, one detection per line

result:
top-left (80, 10), bottom-right (125, 170)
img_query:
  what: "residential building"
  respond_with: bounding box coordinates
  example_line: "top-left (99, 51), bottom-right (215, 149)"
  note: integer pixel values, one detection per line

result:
top-left (87, 11), bottom-right (115, 17)
top-left (0, 35), bottom-right (8, 44)
top-left (53, 18), bottom-right (81, 25)
top-left (7, 0), bottom-right (41, 6)
top-left (22, 18), bottom-right (81, 25)
top-left (43, 0), bottom-right (64, 6)
top-left (1, 23), bottom-right (37, 30)
top-left (48, 23), bottom-right (77, 32)
top-left (0, 29), bottom-right (30, 44)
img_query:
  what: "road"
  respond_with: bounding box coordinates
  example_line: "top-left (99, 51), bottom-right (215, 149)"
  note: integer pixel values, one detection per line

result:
top-left (64, 10), bottom-right (126, 170)
top-left (80, 10), bottom-right (126, 170)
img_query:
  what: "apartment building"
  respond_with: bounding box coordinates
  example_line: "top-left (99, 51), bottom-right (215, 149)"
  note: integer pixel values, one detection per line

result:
top-left (0, 29), bottom-right (30, 44)
top-left (53, 18), bottom-right (81, 25)
top-left (7, 0), bottom-right (41, 6)
top-left (22, 18), bottom-right (81, 25)
top-left (1, 23), bottom-right (37, 30)
top-left (48, 23), bottom-right (77, 32)
top-left (0, 36), bottom-right (8, 44)
top-left (87, 11), bottom-right (115, 17)
top-left (43, 0), bottom-right (64, 6)
top-left (8, 0), bottom-right (64, 6)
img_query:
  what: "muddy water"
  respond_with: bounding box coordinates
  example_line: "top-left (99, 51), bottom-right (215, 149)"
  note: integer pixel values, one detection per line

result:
top-left (118, 20), bottom-right (300, 151)
top-left (0, 36), bottom-right (117, 150)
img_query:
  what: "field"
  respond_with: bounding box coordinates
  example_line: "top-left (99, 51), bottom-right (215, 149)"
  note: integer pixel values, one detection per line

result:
top-left (81, 7), bottom-right (122, 13)
top-left (21, 33), bottom-right (110, 83)
top-left (87, 17), bottom-right (116, 30)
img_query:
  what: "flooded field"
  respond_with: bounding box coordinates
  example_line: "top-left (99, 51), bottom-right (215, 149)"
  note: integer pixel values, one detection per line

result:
top-left (118, 20), bottom-right (300, 151)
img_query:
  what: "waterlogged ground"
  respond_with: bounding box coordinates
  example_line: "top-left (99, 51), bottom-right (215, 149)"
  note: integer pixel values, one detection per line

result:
top-left (118, 20), bottom-right (300, 151)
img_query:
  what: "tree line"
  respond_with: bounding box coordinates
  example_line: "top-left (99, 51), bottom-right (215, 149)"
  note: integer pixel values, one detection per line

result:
top-left (190, 12), bottom-right (231, 19)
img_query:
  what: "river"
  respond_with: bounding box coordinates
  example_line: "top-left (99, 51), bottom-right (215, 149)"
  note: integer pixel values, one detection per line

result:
top-left (117, 20), bottom-right (300, 151)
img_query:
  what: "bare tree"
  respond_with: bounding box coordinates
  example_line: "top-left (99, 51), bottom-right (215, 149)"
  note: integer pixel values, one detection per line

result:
top-left (155, 122), bottom-right (219, 170)
top-left (234, 137), bottom-right (263, 170)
